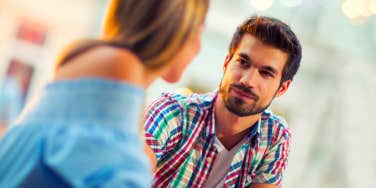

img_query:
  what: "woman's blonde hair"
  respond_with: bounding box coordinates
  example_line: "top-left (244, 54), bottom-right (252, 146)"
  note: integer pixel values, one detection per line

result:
top-left (57, 0), bottom-right (209, 70)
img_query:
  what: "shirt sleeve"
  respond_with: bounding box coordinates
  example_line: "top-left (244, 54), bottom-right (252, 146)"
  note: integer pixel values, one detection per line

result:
top-left (144, 93), bottom-right (183, 161)
top-left (44, 125), bottom-right (152, 188)
top-left (252, 125), bottom-right (291, 186)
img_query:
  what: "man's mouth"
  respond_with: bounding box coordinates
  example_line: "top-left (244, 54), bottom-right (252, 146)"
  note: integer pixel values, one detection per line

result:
top-left (230, 85), bottom-right (258, 101)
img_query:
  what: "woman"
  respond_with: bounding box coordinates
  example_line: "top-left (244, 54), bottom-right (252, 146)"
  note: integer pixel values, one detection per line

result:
top-left (0, 0), bottom-right (209, 187)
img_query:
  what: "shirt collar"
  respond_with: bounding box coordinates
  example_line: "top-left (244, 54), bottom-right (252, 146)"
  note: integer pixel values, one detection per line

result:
top-left (16, 78), bottom-right (145, 133)
top-left (203, 90), bottom-right (218, 138)
top-left (247, 119), bottom-right (261, 148)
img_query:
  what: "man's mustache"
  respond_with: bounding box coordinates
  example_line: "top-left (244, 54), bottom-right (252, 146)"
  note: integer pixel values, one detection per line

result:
top-left (230, 83), bottom-right (259, 100)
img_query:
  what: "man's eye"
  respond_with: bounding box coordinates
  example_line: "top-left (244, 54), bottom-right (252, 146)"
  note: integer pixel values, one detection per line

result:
top-left (260, 70), bottom-right (273, 78)
top-left (238, 59), bottom-right (248, 66)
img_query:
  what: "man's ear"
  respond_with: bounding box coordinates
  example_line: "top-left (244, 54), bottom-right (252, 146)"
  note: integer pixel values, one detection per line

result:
top-left (275, 80), bottom-right (291, 97)
top-left (223, 54), bottom-right (232, 72)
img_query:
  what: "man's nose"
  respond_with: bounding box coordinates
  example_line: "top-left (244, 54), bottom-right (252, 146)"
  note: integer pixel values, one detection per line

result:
top-left (239, 68), bottom-right (259, 88)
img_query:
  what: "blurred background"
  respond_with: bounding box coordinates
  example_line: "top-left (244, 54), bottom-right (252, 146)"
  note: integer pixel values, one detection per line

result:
top-left (0, 0), bottom-right (375, 187)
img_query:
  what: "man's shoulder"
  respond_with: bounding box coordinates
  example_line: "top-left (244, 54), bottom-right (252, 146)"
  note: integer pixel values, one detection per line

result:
top-left (155, 91), bottom-right (217, 110)
top-left (261, 109), bottom-right (288, 128)
top-left (260, 109), bottom-right (291, 142)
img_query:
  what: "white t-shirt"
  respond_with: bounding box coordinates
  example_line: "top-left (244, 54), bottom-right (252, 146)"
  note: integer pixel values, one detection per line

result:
top-left (205, 136), bottom-right (248, 188)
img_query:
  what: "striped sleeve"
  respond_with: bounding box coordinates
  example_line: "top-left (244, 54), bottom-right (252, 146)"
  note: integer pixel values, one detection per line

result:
top-left (253, 122), bottom-right (291, 186)
top-left (144, 93), bottom-right (183, 161)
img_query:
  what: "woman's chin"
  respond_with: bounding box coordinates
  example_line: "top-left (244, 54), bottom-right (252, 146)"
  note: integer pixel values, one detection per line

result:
top-left (161, 71), bottom-right (183, 83)
top-left (161, 75), bottom-right (181, 83)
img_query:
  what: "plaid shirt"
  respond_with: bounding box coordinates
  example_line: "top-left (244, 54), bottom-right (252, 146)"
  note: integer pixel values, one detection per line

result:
top-left (144, 91), bottom-right (290, 188)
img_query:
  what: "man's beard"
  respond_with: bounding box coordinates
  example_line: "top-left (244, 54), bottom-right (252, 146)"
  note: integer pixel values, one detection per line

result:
top-left (219, 81), bottom-right (271, 117)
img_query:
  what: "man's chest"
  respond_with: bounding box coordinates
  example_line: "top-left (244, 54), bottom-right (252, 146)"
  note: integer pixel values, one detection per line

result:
top-left (157, 135), bottom-right (266, 187)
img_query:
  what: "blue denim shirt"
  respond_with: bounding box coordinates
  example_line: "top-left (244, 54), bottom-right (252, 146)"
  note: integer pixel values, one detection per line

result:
top-left (0, 78), bottom-right (152, 188)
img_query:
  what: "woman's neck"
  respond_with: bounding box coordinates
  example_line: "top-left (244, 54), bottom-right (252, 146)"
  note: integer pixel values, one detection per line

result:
top-left (54, 46), bottom-right (159, 88)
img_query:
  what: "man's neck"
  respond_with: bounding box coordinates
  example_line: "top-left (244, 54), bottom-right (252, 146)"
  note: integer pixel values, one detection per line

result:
top-left (214, 95), bottom-right (260, 150)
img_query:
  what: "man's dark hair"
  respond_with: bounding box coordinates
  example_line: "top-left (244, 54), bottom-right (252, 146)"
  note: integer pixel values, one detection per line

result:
top-left (229, 15), bottom-right (302, 83)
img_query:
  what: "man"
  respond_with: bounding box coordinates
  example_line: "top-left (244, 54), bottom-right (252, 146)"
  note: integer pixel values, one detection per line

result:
top-left (144, 16), bottom-right (302, 188)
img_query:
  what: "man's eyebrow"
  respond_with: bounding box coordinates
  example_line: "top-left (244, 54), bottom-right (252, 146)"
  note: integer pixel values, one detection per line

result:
top-left (263, 66), bottom-right (278, 74)
top-left (237, 53), bottom-right (251, 62)
top-left (237, 53), bottom-right (279, 74)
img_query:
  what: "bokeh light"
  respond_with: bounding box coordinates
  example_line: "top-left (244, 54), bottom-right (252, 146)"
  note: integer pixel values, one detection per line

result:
top-left (250, 0), bottom-right (274, 11)
top-left (341, 0), bottom-right (367, 19)
top-left (280, 0), bottom-right (303, 7)
top-left (370, 0), bottom-right (376, 15)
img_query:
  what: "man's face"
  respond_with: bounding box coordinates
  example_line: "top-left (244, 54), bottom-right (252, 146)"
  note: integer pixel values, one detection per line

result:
top-left (219, 34), bottom-right (290, 117)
